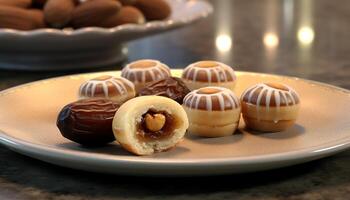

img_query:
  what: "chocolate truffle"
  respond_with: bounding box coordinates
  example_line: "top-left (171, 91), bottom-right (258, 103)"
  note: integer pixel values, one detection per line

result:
top-left (78, 75), bottom-right (135, 104)
top-left (240, 83), bottom-right (300, 132)
top-left (112, 96), bottom-right (189, 155)
top-left (181, 60), bottom-right (237, 91)
top-left (57, 98), bottom-right (120, 146)
top-left (121, 59), bottom-right (171, 92)
top-left (183, 86), bottom-right (241, 137)
top-left (138, 77), bottom-right (190, 104)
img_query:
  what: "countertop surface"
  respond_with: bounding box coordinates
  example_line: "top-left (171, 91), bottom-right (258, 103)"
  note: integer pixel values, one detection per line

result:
top-left (0, 0), bottom-right (350, 199)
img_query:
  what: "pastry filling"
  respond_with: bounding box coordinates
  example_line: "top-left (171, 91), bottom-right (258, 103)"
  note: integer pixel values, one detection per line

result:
top-left (196, 61), bottom-right (218, 68)
top-left (137, 109), bottom-right (176, 140)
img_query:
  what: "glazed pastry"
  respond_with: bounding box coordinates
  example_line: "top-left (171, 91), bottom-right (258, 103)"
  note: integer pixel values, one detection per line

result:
top-left (112, 96), bottom-right (189, 155)
top-left (183, 87), bottom-right (241, 137)
top-left (240, 83), bottom-right (300, 132)
top-left (181, 60), bottom-right (237, 91)
top-left (138, 77), bottom-right (190, 104)
top-left (78, 75), bottom-right (135, 104)
top-left (121, 59), bottom-right (171, 92)
top-left (57, 98), bottom-right (120, 146)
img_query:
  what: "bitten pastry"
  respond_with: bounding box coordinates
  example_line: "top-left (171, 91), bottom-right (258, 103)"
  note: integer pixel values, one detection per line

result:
top-left (121, 59), bottom-right (171, 92)
top-left (240, 83), bottom-right (300, 132)
top-left (183, 87), bottom-right (241, 137)
top-left (78, 75), bottom-right (135, 104)
top-left (112, 96), bottom-right (189, 155)
top-left (181, 60), bottom-right (237, 91)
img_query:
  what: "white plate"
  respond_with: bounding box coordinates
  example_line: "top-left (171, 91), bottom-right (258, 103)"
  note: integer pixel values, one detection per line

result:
top-left (0, 0), bottom-right (212, 70)
top-left (0, 70), bottom-right (350, 176)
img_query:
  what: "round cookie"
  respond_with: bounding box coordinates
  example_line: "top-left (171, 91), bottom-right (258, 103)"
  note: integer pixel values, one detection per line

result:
top-left (112, 96), bottom-right (189, 155)
top-left (181, 60), bottom-right (237, 91)
top-left (240, 83), bottom-right (300, 132)
top-left (183, 86), bottom-right (241, 137)
top-left (78, 75), bottom-right (135, 104)
top-left (121, 59), bottom-right (171, 92)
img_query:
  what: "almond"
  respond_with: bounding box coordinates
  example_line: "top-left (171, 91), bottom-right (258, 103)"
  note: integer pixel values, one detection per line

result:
top-left (32, 0), bottom-right (48, 8)
top-left (100, 6), bottom-right (144, 27)
top-left (119, 0), bottom-right (136, 5)
top-left (44, 0), bottom-right (76, 28)
top-left (72, 0), bottom-right (121, 28)
top-left (29, 9), bottom-right (46, 28)
top-left (0, 0), bottom-right (32, 8)
top-left (0, 6), bottom-right (46, 30)
top-left (134, 0), bottom-right (171, 21)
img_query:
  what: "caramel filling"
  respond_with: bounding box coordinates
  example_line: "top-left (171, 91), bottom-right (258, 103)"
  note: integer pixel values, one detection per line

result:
top-left (197, 87), bottom-right (221, 94)
top-left (137, 109), bottom-right (176, 140)
top-left (196, 61), bottom-right (219, 68)
top-left (265, 83), bottom-right (289, 91)
top-left (130, 61), bottom-right (156, 69)
top-left (92, 75), bottom-right (112, 81)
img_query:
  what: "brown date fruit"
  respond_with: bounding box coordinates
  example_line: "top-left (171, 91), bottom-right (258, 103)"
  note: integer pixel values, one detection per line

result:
top-left (57, 98), bottom-right (120, 146)
top-left (138, 77), bottom-right (190, 104)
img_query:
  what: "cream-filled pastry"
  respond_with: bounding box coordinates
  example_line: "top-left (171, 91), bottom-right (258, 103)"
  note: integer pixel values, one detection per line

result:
top-left (78, 75), bottom-right (135, 104)
top-left (240, 83), bottom-right (300, 132)
top-left (112, 96), bottom-right (189, 155)
top-left (183, 86), bottom-right (241, 137)
top-left (181, 60), bottom-right (237, 91)
top-left (121, 59), bottom-right (171, 92)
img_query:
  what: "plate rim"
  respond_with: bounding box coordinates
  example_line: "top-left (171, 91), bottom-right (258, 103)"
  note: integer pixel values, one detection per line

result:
top-left (0, 70), bottom-right (350, 172)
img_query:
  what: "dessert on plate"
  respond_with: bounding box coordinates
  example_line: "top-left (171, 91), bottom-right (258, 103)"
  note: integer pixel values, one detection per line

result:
top-left (138, 76), bottom-right (190, 104)
top-left (183, 86), bottom-right (241, 137)
top-left (181, 60), bottom-right (237, 91)
top-left (240, 82), bottom-right (300, 132)
top-left (112, 96), bottom-right (189, 155)
top-left (78, 75), bottom-right (135, 104)
top-left (57, 98), bottom-right (120, 146)
top-left (121, 59), bottom-right (171, 92)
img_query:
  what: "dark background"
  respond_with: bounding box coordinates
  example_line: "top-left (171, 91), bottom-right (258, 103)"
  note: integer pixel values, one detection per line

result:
top-left (0, 0), bottom-right (350, 199)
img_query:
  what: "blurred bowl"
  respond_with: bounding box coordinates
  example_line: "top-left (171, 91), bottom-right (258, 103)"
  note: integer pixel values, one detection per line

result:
top-left (0, 0), bottom-right (212, 71)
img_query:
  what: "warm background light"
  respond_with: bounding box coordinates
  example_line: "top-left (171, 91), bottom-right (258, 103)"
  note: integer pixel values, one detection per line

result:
top-left (263, 33), bottom-right (279, 49)
top-left (215, 34), bottom-right (232, 52)
top-left (298, 26), bottom-right (315, 45)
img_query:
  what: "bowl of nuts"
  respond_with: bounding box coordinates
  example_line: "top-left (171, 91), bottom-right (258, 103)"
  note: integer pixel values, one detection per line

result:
top-left (0, 0), bottom-right (213, 70)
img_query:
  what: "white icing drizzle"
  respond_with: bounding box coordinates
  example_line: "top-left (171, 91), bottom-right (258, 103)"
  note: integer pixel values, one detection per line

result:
top-left (147, 70), bottom-right (156, 81)
top-left (184, 86), bottom-right (240, 111)
top-left (207, 68), bottom-right (212, 84)
top-left (265, 89), bottom-right (273, 112)
top-left (241, 83), bottom-right (300, 121)
top-left (121, 59), bottom-right (170, 84)
top-left (182, 61), bottom-right (236, 83)
top-left (217, 94), bottom-right (225, 110)
top-left (79, 76), bottom-right (135, 99)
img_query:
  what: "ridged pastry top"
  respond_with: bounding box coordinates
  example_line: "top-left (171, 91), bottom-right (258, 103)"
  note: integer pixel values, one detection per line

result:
top-left (241, 83), bottom-right (300, 108)
top-left (183, 87), bottom-right (240, 111)
top-left (182, 61), bottom-right (236, 83)
top-left (79, 75), bottom-right (135, 98)
top-left (121, 59), bottom-right (171, 83)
